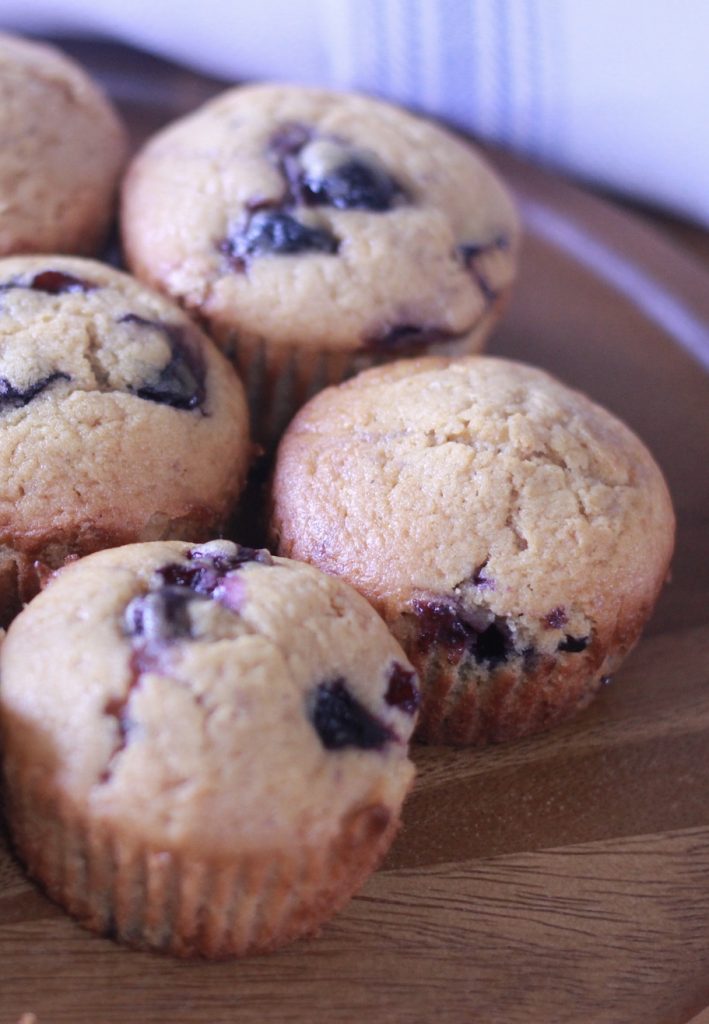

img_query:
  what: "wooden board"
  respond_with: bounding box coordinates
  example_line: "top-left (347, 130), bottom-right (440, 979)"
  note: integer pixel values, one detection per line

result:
top-left (1, 40), bottom-right (708, 1024)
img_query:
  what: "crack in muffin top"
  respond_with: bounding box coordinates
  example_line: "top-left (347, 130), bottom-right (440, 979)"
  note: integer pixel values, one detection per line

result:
top-left (0, 263), bottom-right (209, 412)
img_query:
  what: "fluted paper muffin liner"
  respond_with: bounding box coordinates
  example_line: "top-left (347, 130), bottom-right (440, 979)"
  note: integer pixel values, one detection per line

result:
top-left (229, 304), bottom-right (504, 449)
top-left (5, 776), bottom-right (401, 957)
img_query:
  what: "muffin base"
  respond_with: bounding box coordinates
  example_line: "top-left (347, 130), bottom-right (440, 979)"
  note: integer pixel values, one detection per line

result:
top-left (4, 781), bottom-right (401, 958)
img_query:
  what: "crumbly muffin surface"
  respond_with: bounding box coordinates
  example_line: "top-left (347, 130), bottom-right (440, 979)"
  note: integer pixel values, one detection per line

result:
top-left (0, 33), bottom-right (127, 256)
top-left (122, 84), bottom-right (519, 354)
top-left (0, 256), bottom-right (250, 616)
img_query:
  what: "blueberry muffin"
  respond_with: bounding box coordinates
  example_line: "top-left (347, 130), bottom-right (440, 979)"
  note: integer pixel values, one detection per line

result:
top-left (271, 356), bottom-right (675, 746)
top-left (0, 255), bottom-right (250, 624)
top-left (122, 83), bottom-right (519, 443)
top-left (0, 540), bottom-right (419, 957)
top-left (0, 33), bottom-right (127, 257)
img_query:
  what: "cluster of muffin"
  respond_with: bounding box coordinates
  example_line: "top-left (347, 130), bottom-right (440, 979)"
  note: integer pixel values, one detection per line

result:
top-left (0, 34), bottom-right (675, 958)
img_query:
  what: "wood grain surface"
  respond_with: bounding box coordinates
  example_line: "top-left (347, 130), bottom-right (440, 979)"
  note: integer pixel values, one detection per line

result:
top-left (1, 40), bottom-right (708, 1024)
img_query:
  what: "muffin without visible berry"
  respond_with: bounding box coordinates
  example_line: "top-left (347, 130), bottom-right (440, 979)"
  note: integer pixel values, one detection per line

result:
top-left (0, 255), bottom-right (250, 624)
top-left (122, 83), bottom-right (519, 443)
top-left (0, 33), bottom-right (127, 256)
top-left (0, 540), bottom-right (419, 957)
top-left (271, 356), bottom-right (676, 746)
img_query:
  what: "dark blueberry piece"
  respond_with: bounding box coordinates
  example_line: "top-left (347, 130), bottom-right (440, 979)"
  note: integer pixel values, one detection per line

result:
top-left (156, 561), bottom-right (226, 598)
top-left (385, 662), bottom-right (420, 715)
top-left (159, 561), bottom-right (232, 598)
top-left (0, 371), bottom-right (69, 410)
top-left (558, 634), bottom-right (589, 653)
top-left (364, 323), bottom-right (455, 352)
top-left (601, 675), bottom-right (613, 686)
top-left (544, 606), bottom-right (568, 629)
top-left (413, 599), bottom-right (472, 657)
top-left (220, 211), bottom-right (339, 269)
top-left (118, 314), bottom-right (206, 411)
top-left (309, 678), bottom-right (393, 751)
top-left (28, 270), bottom-right (96, 294)
top-left (475, 622), bottom-right (512, 666)
top-left (155, 546), bottom-right (273, 597)
top-left (412, 597), bottom-right (515, 667)
top-left (304, 159), bottom-right (402, 212)
top-left (124, 588), bottom-right (194, 643)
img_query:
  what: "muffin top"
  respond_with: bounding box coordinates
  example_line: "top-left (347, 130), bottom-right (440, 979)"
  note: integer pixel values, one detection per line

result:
top-left (0, 255), bottom-right (249, 554)
top-left (122, 83), bottom-right (519, 353)
top-left (0, 33), bottom-right (127, 256)
top-left (0, 541), bottom-right (418, 855)
top-left (272, 356), bottom-right (675, 644)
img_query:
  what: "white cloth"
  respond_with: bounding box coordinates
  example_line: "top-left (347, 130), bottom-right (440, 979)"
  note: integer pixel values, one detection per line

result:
top-left (3, 0), bottom-right (707, 226)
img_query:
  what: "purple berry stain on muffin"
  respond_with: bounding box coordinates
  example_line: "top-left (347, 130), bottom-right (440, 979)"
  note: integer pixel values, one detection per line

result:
top-left (309, 678), bottom-right (393, 750)
top-left (118, 314), bottom-right (206, 411)
top-left (156, 545), bottom-right (272, 597)
top-left (28, 269), bottom-right (97, 294)
top-left (0, 269), bottom-right (97, 296)
top-left (0, 371), bottom-right (70, 410)
top-left (412, 597), bottom-right (514, 667)
top-left (543, 606), bottom-right (568, 629)
top-left (385, 662), bottom-right (420, 715)
top-left (128, 545), bottom-right (273, 627)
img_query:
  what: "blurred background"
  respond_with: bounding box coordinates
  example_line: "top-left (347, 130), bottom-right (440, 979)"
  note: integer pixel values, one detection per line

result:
top-left (1, 0), bottom-right (707, 229)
